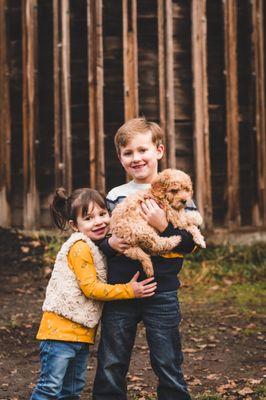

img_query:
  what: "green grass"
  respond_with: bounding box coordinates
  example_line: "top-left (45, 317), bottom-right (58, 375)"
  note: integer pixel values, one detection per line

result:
top-left (178, 243), bottom-right (266, 320)
top-left (38, 232), bottom-right (65, 265)
top-left (254, 384), bottom-right (266, 398)
top-left (230, 282), bottom-right (266, 313)
top-left (183, 243), bottom-right (266, 284)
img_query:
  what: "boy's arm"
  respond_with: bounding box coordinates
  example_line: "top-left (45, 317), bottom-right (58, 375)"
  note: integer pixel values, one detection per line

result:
top-left (68, 241), bottom-right (135, 300)
top-left (160, 223), bottom-right (196, 254)
top-left (98, 235), bottom-right (129, 256)
top-left (97, 237), bottom-right (117, 257)
top-left (141, 198), bottom-right (198, 254)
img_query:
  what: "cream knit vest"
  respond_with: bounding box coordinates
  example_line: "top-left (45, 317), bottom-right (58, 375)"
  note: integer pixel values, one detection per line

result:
top-left (42, 232), bottom-right (107, 328)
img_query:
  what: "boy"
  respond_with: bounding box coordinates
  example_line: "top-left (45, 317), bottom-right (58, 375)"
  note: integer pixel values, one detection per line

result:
top-left (93, 118), bottom-right (197, 400)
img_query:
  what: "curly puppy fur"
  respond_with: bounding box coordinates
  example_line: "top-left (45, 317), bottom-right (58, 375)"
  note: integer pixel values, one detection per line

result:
top-left (110, 169), bottom-right (206, 277)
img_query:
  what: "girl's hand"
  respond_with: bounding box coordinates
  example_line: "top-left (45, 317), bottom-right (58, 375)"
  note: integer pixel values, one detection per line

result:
top-left (108, 234), bottom-right (130, 253)
top-left (140, 199), bottom-right (168, 232)
top-left (130, 271), bottom-right (157, 298)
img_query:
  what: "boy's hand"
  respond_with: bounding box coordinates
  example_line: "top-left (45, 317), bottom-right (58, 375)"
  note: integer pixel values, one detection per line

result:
top-left (108, 234), bottom-right (130, 253)
top-left (140, 199), bottom-right (168, 232)
top-left (130, 271), bottom-right (157, 298)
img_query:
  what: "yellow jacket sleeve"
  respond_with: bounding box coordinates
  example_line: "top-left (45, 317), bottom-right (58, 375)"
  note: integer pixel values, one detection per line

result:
top-left (68, 240), bottom-right (135, 301)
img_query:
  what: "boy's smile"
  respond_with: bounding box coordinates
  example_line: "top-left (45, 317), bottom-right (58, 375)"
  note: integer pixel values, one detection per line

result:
top-left (119, 131), bottom-right (164, 184)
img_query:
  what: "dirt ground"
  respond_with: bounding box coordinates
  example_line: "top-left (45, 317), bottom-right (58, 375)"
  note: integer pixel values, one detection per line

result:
top-left (0, 228), bottom-right (265, 400)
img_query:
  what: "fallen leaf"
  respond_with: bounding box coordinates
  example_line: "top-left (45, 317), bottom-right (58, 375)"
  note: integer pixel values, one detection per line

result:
top-left (191, 337), bottom-right (203, 343)
top-left (217, 381), bottom-right (237, 393)
top-left (128, 375), bottom-right (143, 382)
top-left (43, 266), bottom-right (52, 278)
top-left (238, 387), bottom-right (254, 396)
top-left (218, 326), bottom-right (227, 331)
top-left (189, 378), bottom-right (202, 386)
top-left (30, 240), bottom-right (41, 247)
top-left (197, 344), bottom-right (207, 349)
top-left (28, 383), bottom-right (35, 389)
top-left (183, 348), bottom-right (198, 353)
top-left (20, 246), bottom-right (30, 253)
top-left (193, 355), bottom-right (203, 361)
top-left (247, 323), bottom-right (256, 329)
top-left (209, 285), bottom-right (219, 291)
top-left (23, 323), bottom-right (33, 329)
top-left (207, 374), bottom-right (220, 380)
top-left (135, 345), bottom-right (148, 350)
top-left (247, 378), bottom-right (262, 385)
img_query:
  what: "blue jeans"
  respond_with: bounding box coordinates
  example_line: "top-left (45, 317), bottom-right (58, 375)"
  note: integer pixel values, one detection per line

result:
top-left (93, 291), bottom-right (191, 400)
top-left (30, 340), bottom-right (89, 400)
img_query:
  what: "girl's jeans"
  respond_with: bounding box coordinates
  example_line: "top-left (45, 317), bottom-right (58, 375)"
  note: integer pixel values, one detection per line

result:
top-left (30, 340), bottom-right (89, 400)
top-left (93, 291), bottom-right (191, 400)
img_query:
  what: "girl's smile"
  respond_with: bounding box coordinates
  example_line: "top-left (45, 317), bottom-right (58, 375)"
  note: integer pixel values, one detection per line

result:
top-left (91, 226), bottom-right (107, 236)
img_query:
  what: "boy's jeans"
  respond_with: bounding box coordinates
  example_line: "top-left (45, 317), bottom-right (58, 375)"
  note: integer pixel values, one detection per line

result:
top-left (30, 340), bottom-right (89, 400)
top-left (93, 291), bottom-right (191, 400)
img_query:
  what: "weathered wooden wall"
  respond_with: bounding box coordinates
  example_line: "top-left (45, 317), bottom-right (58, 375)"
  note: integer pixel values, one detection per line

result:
top-left (0, 0), bottom-right (265, 232)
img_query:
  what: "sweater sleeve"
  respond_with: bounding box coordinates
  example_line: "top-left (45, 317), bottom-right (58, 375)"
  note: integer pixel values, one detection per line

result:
top-left (68, 241), bottom-right (135, 301)
top-left (160, 223), bottom-right (197, 254)
top-left (97, 237), bottom-right (117, 258)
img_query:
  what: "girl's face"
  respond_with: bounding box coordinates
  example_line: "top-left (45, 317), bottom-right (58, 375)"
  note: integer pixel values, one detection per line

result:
top-left (73, 202), bottom-right (110, 241)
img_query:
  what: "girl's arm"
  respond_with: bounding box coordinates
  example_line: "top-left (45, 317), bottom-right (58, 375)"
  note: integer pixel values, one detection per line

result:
top-left (68, 241), bottom-right (156, 300)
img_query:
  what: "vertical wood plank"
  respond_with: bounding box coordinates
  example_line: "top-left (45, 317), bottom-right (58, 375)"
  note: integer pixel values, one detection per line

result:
top-left (61, 0), bottom-right (72, 192)
top-left (191, 0), bottom-right (212, 229)
top-left (223, 0), bottom-right (240, 227)
top-left (88, 0), bottom-right (105, 192)
top-left (22, 0), bottom-right (39, 229)
top-left (157, 0), bottom-right (167, 170)
top-left (122, 0), bottom-right (139, 120)
top-left (53, 0), bottom-right (63, 188)
top-left (0, 0), bottom-right (11, 227)
top-left (252, 0), bottom-right (266, 226)
top-left (157, 0), bottom-right (175, 168)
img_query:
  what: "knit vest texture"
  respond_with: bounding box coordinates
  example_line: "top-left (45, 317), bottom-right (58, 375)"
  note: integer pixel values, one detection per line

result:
top-left (42, 232), bottom-right (107, 328)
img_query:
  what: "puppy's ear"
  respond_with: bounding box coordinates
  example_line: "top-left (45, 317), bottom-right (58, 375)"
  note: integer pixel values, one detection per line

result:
top-left (151, 181), bottom-right (166, 200)
top-left (151, 169), bottom-right (171, 200)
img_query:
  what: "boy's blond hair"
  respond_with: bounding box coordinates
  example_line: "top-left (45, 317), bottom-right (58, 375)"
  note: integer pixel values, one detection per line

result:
top-left (114, 117), bottom-right (164, 155)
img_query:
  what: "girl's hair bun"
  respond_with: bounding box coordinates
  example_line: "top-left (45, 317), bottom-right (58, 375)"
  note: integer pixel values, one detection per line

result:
top-left (50, 187), bottom-right (69, 230)
top-left (55, 187), bottom-right (68, 200)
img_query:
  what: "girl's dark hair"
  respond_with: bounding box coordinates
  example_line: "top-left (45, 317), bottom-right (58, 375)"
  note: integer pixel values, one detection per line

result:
top-left (50, 187), bottom-right (106, 231)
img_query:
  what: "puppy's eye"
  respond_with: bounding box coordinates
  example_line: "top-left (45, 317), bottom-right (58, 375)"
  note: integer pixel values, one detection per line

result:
top-left (170, 189), bottom-right (178, 193)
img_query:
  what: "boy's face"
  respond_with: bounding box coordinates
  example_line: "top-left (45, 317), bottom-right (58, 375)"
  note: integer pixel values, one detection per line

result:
top-left (119, 131), bottom-right (164, 184)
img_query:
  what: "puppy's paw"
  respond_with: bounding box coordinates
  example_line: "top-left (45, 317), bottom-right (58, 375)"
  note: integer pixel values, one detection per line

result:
top-left (143, 264), bottom-right (154, 277)
top-left (195, 235), bottom-right (206, 248)
top-left (201, 239), bottom-right (206, 248)
top-left (169, 235), bottom-right (182, 248)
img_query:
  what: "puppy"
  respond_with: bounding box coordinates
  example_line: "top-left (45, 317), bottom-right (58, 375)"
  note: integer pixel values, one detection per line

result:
top-left (110, 169), bottom-right (206, 277)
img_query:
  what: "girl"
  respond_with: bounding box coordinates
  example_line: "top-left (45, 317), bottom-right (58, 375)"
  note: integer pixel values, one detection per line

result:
top-left (30, 187), bottom-right (156, 400)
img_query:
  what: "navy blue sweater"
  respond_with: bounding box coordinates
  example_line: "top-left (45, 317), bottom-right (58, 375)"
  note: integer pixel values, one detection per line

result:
top-left (99, 180), bottom-right (197, 292)
top-left (99, 223), bottom-right (195, 292)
